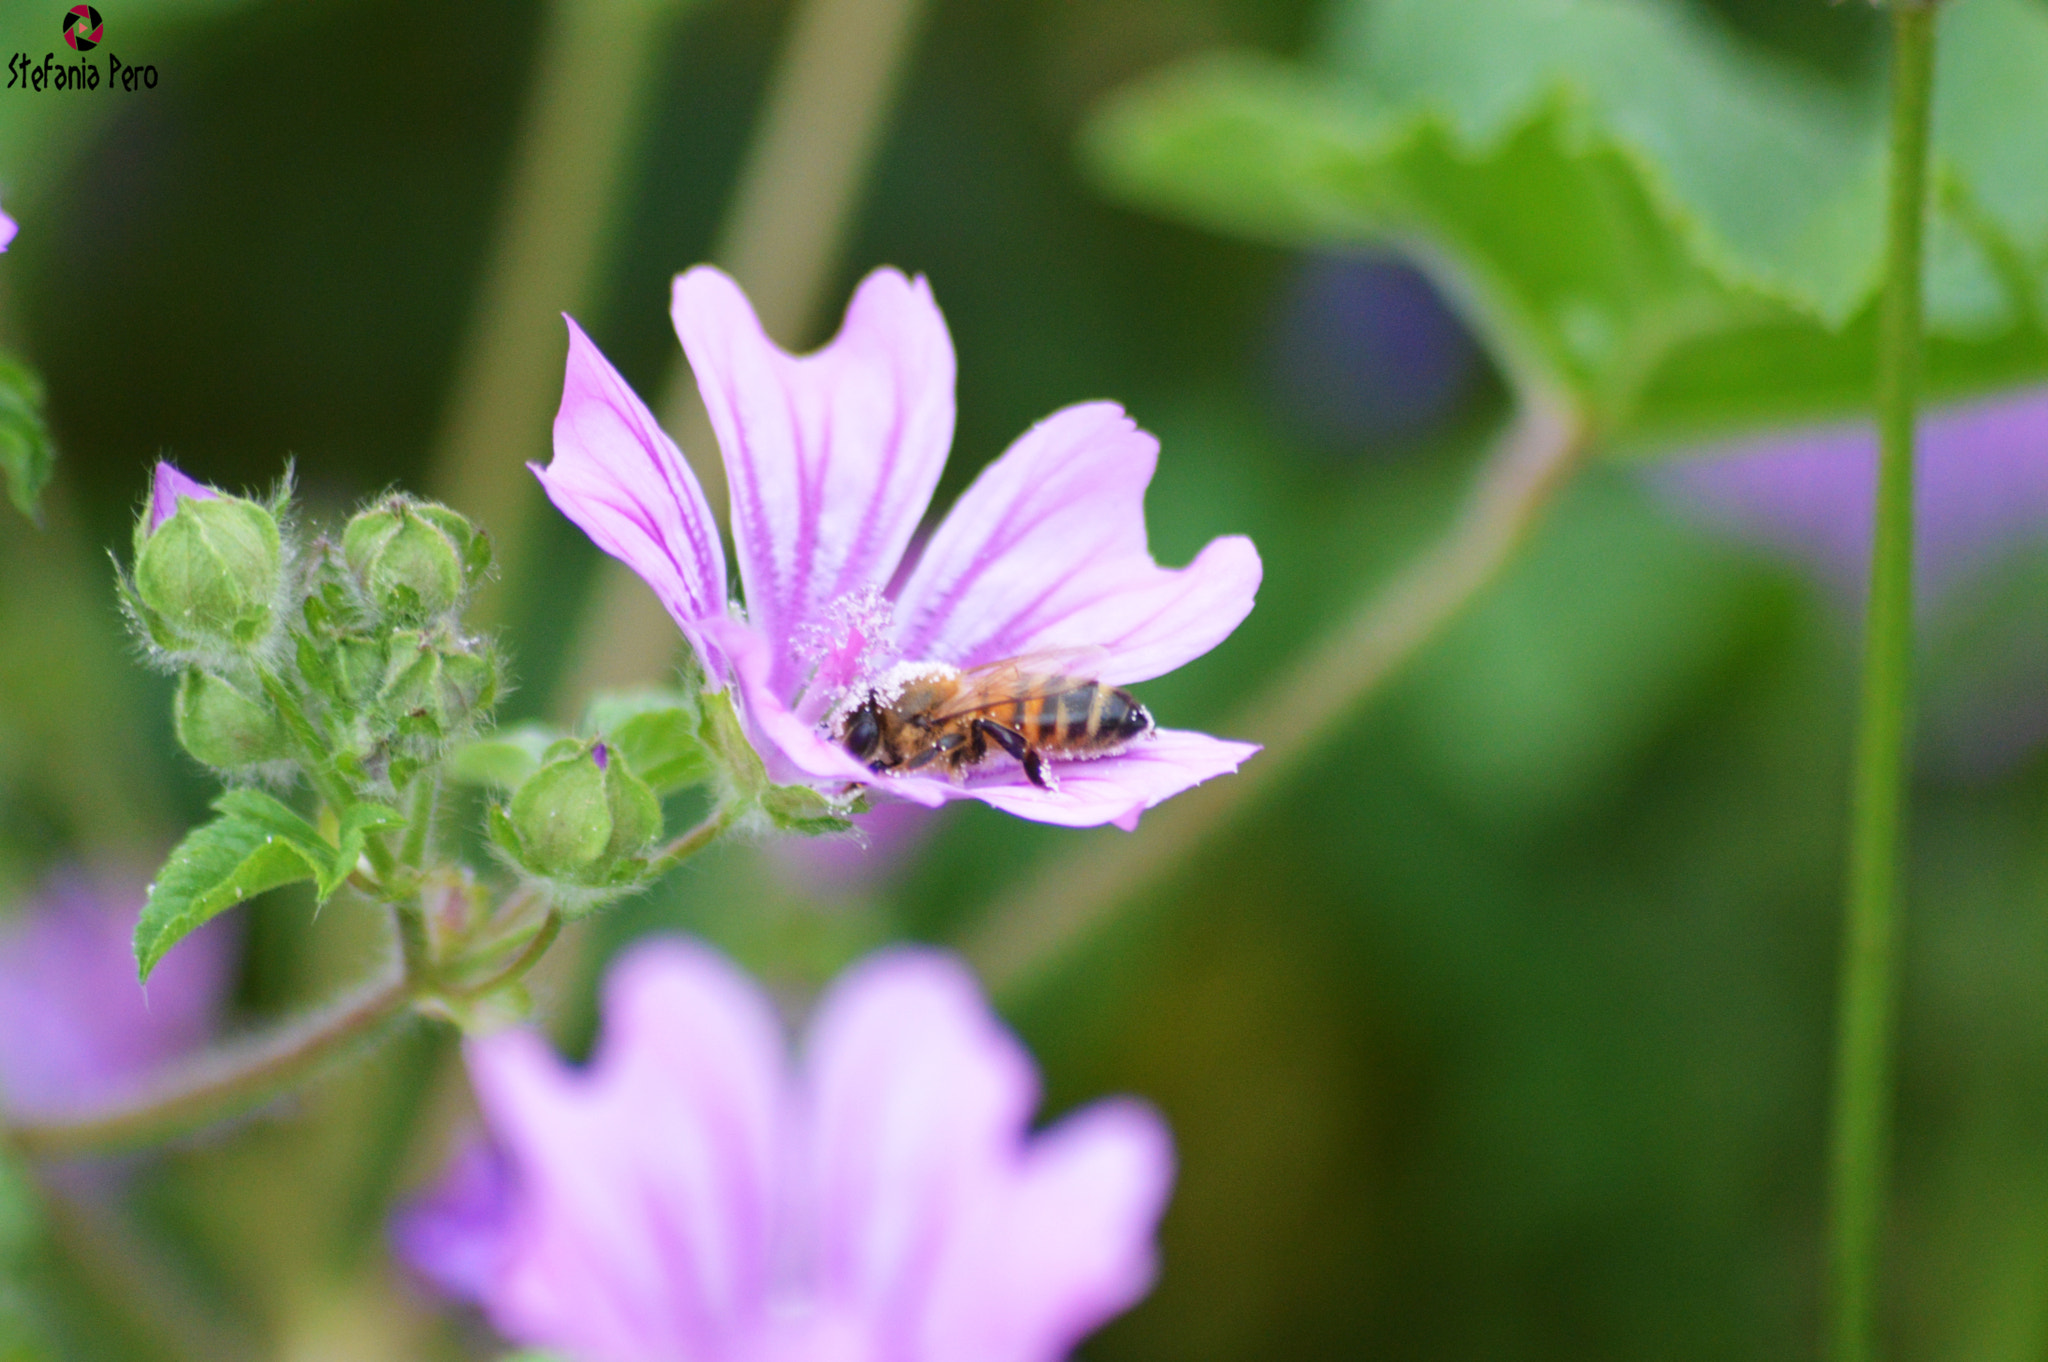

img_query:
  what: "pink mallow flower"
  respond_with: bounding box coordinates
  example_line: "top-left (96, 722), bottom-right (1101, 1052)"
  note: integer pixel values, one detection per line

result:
top-left (534, 266), bottom-right (1262, 830)
top-left (395, 939), bottom-right (1174, 1362)
top-left (0, 203), bottom-right (15, 253)
top-left (0, 869), bottom-right (233, 1118)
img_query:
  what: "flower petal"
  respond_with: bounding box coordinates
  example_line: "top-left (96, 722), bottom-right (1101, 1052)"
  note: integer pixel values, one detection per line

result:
top-left (674, 266), bottom-right (955, 690)
top-left (0, 870), bottom-right (231, 1117)
top-left (958, 728), bottom-right (1261, 831)
top-left (533, 318), bottom-right (729, 671)
top-left (147, 462), bottom-right (218, 535)
top-left (466, 941), bottom-right (789, 1362)
top-left (1654, 385), bottom-right (2048, 607)
top-left (918, 1099), bottom-right (1174, 1362)
top-left (801, 950), bottom-right (1037, 1337)
top-left (0, 207), bottom-right (14, 253)
top-left (390, 1138), bottom-right (515, 1305)
top-left (891, 402), bottom-right (1262, 683)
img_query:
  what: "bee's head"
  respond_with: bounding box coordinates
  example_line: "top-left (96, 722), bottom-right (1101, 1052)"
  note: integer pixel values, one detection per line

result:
top-left (841, 694), bottom-right (885, 765)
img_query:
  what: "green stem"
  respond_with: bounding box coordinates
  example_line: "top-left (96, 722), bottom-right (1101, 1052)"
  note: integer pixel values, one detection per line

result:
top-left (452, 909), bottom-right (562, 999)
top-left (400, 770), bottom-right (439, 867)
top-left (394, 900), bottom-right (433, 985)
top-left (255, 667), bottom-right (359, 821)
top-left (5, 964), bottom-right (413, 1158)
top-left (648, 804), bottom-right (739, 876)
top-left (1827, 8), bottom-right (1937, 1362)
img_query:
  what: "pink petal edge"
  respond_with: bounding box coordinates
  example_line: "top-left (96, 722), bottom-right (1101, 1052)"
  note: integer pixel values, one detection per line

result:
top-left (675, 265), bottom-right (955, 694)
top-left (534, 317), bottom-right (730, 673)
top-left (921, 1097), bottom-right (1175, 1362)
top-left (803, 950), bottom-right (1040, 1319)
top-left (892, 401), bottom-right (1263, 684)
top-left (466, 941), bottom-right (789, 1362)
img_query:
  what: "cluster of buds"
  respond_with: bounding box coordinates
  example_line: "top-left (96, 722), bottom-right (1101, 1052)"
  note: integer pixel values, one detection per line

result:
top-left (122, 466), bottom-right (500, 793)
top-left (297, 496), bottom-right (500, 790)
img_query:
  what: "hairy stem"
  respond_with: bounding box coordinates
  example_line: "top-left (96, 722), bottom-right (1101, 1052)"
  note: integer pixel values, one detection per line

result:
top-left (649, 804), bottom-right (740, 876)
top-left (453, 909), bottom-right (562, 999)
top-left (400, 770), bottom-right (439, 867)
top-left (1827, 8), bottom-right (1937, 1361)
top-left (961, 388), bottom-right (1586, 998)
top-left (5, 962), bottom-right (413, 1158)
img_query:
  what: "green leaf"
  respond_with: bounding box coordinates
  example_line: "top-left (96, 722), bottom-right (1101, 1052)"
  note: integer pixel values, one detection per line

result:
top-left (137, 799), bottom-right (327, 980)
top-left (1083, 34), bottom-right (2048, 450)
top-left (450, 722), bottom-right (564, 790)
top-left (133, 790), bottom-right (394, 980)
top-left (604, 708), bottom-right (713, 796)
top-left (759, 784), bottom-right (855, 838)
top-left (1327, 0), bottom-right (2048, 334)
top-left (212, 788), bottom-right (349, 896)
top-left (332, 801), bottom-right (405, 895)
top-left (0, 355), bottom-right (53, 525)
top-left (1083, 55), bottom-right (1738, 427)
top-left (1325, 0), bottom-right (1888, 326)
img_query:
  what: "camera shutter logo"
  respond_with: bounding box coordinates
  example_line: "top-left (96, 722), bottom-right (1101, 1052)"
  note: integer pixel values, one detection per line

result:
top-left (62, 5), bottom-right (103, 52)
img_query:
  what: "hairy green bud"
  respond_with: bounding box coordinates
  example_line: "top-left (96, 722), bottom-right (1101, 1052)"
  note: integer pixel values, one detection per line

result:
top-left (377, 631), bottom-right (498, 744)
top-left (172, 669), bottom-right (288, 769)
top-left (598, 743), bottom-right (662, 862)
top-left (342, 498), bottom-right (484, 620)
top-left (132, 494), bottom-right (282, 650)
top-left (503, 741), bottom-right (660, 889)
top-left (507, 746), bottom-right (611, 878)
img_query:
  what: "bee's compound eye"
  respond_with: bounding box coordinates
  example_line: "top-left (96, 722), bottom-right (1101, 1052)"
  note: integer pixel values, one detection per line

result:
top-left (844, 707), bottom-right (881, 760)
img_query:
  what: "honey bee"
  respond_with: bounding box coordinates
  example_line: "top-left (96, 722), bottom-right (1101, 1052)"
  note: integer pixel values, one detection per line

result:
top-left (837, 651), bottom-right (1155, 790)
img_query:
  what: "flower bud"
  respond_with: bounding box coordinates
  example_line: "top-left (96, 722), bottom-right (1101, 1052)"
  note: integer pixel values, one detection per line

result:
top-left (132, 477), bottom-right (282, 651)
top-left (342, 498), bottom-right (483, 621)
top-left (504, 741), bottom-right (660, 886)
top-left (173, 669), bottom-right (288, 769)
top-left (507, 746), bottom-right (612, 878)
top-left (597, 742), bottom-right (662, 864)
top-left (377, 632), bottom-right (499, 744)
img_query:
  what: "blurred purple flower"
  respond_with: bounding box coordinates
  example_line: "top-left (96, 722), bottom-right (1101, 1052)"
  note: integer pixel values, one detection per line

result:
top-left (0, 869), bottom-right (233, 1118)
top-left (1265, 254), bottom-right (1480, 454)
top-left (146, 459), bottom-right (218, 534)
top-left (0, 203), bottom-right (15, 253)
top-left (1653, 387), bottom-right (2048, 609)
top-left (534, 266), bottom-right (1262, 831)
top-left (397, 939), bottom-right (1174, 1362)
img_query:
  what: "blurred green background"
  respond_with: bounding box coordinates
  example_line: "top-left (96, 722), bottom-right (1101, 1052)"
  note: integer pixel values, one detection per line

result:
top-left (4, 0), bottom-right (2048, 1358)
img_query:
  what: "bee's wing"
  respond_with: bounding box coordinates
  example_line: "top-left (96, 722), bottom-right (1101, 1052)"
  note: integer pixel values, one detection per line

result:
top-left (925, 646), bottom-right (1111, 722)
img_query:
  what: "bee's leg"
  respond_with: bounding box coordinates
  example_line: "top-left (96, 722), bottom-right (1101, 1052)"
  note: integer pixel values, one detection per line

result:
top-left (976, 720), bottom-right (1051, 790)
top-left (900, 746), bottom-right (947, 772)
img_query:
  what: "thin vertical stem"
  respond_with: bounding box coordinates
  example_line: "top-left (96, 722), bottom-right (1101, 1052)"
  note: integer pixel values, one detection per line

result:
top-left (1827, 8), bottom-right (1937, 1362)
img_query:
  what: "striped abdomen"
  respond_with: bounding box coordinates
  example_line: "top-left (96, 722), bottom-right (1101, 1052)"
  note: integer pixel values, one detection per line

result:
top-left (999, 681), bottom-right (1152, 755)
